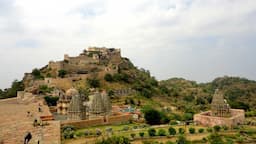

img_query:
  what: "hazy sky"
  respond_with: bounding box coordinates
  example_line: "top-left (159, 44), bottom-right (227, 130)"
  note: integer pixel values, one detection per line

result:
top-left (0, 0), bottom-right (256, 89)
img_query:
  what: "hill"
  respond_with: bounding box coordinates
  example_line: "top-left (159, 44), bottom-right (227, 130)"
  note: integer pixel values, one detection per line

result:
top-left (1, 48), bottom-right (256, 114)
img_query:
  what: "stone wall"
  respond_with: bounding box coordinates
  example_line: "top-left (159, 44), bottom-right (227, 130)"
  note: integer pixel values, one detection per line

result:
top-left (61, 114), bottom-right (132, 129)
top-left (194, 109), bottom-right (245, 127)
top-left (45, 78), bottom-right (73, 91)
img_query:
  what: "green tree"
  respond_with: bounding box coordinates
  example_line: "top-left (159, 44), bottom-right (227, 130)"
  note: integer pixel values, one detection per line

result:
top-left (44, 96), bottom-right (59, 106)
top-left (96, 136), bottom-right (130, 144)
top-left (168, 127), bottom-right (176, 135)
top-left (139, 132), bottom-right (144, 138)
top-left (104, 73), bottom-right (113, 82)
top-left (198, 128), bottom-right (204, 133)
top-left (58, 69), bottom-right (67, 78)
top-left (148, 128), bottom-right (156, 136)
top-left (208, 133), bottom-right (224, 144)
top-left (158, 129), bottom-right (166, 136)
top-left (178, 128), bottom-right (185, 134)
top-left (176, 135), bottom-right (189, 144)
top-left (32, 68), bottom-right (43, 79)
top-left (87, 78), bottom-right (100, 88)
top-left (143, 107), bottom-right (161, 125)
top-left (213, 125), bottom-right (221, 132)
top-left (189, 128), bottom-right (195, 134)
top-left (130, 133), bottom-right (136, 138)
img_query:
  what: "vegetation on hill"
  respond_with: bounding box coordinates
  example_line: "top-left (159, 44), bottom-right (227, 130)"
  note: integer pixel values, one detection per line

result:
top-left (0, 80), bottom-right (24, 99)
top-left (160, 76), bottom-right (256, 112)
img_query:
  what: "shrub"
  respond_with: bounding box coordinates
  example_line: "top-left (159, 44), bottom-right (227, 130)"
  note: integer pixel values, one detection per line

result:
top-left (207, 127), bottom-right (213, 133)
top-left (213, 125), bottom-right (221, 132)
top-left (208, 133), bottom-right (224, 144)
top-left (143, 107), bottom-right (161, 125)
top-left (96, 136), bottom-right (130, 144)
top-left (130, 133), bottom-right (136, 138)
top-left (148, 128), bottom-right (156, 136)
top-left (104, 73), bottom-right (113, 82)
top-left (158, 129), bottom-right (166, 136)
top-left (95, 129), bottom-right (102, 136)
top-left (198, 128), bottom-right (204, 133)
top-left (176, 135), bottom-right (188, 144)
top-left (122, 126), bottom-right (129, 131)
top-left (222, 125), bottom-right (229, 131)
top-left (58, 69), bottom-right (67, 78)
top-left (87, 78), bottom-right (100, 88)
top-left (139, 132), bottom-right (144, 138)
top-left (44, 96), bottom-right (59, 106)
top-left (178, 128), bottom-right (185, 134)
top-left (189, 127), bottom-right (195, 134)
top-left (32, 68), bottom-right (44, 79)
top-left (168, 127), bottom-right (176, 135)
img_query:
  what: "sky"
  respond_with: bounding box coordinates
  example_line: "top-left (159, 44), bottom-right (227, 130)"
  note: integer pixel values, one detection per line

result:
top-left (0, 0), bottom-right (256, 89)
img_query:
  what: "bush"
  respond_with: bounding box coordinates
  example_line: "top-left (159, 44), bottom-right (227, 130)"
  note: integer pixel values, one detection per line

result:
top-left (87, 78), bottom-right (100, 88)
top-left (189, 127), bottom-right (196, 134)
top-left (32, 68), bottom-right (44, 79)
top-left (148, 128), bottom-right (156, 136)
top-left (104, 73), bottom-right (114, 82)
top-left (222, 125), bottom-right (229, 131)
top-left (178, 128), bottom-right (185, 134)
top-left (122, 126), bottom-right (129, 131)
top-left (139, 132), bottom-right (144, 138)
top-left (158, 129), bottom-right (166, 136)
top-left (207, 127), bottom-right (213, 133)
top-left (198, 128), bottom-right (204, 133)
top-left (44, 96), bottom-right (59, 106)
top-left (96, 136), bottom-right (130, 144)
top-left (130, 133), bottom-right (136, 138)
top-left (213, 125), bottom-right (221, 132)
top-left (143, 107), bottom-right (162, 125)
top-left (168, 127), bottom-right (176, 135)
top-left (95, 129), bottom-right (102, 136)
top-left (176, 135), bottom-right (188, 144)
top-left (208, 133), bottom-right (224, 144)
top-left (58, 69), bottom-right (67, 78)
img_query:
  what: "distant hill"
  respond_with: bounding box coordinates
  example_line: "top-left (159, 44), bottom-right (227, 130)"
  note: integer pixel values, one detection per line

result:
top-left (160, 76), bottom-right (256, 111)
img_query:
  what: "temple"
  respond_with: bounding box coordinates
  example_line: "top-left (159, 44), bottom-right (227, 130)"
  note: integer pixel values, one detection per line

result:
top-left (194, 89), bottom-right (245, 127)
top-left (211, 89), bottom-right (230, 117)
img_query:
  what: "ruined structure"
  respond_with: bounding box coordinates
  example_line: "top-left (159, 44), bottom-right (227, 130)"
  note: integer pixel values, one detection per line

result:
top-left (57, 88), bottom-right (74, 115)
top-left (194, 89), bottom-right (245, 127)
top-left (22, 47), bottom-right (122, 93)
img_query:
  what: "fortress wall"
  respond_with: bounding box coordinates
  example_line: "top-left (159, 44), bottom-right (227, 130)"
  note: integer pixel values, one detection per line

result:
top-left (194, 109), bottom-right (245, 127)
top-left (60, 114), bottom-right (132, 129)
top-left (45, 78), bottom-right (73, 90)
top-left (107, 114), bottom-right (132, 124)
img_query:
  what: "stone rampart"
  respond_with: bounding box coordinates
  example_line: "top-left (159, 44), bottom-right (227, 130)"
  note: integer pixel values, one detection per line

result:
top-left (61, 114), bottom-right (132, 129)
top-left (194, 109), bottom-right (245, 127)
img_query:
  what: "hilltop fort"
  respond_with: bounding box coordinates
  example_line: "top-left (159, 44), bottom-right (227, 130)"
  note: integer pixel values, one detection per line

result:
top-left (22, 47), bottom-right (122, 93)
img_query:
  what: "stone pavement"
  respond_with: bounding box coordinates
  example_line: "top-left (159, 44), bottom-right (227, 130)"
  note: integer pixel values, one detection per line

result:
top-left (0, 97), bottom-right (60, 144)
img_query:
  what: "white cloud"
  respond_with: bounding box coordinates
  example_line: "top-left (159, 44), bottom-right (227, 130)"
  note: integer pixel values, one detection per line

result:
top-left (0, 0), bottom-right (256, 88)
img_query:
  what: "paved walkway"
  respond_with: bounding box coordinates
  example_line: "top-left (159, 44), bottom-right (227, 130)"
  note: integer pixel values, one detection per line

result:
top-left (0, 97), bottom-right (60, 144)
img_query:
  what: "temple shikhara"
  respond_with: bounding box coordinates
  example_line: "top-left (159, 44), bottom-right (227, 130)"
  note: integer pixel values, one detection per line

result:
top-left (194, 89), bottom-right (245, 127)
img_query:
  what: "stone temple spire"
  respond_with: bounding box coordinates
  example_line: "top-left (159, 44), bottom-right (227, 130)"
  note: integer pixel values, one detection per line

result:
top-left (101, 91), bottom-right (112, 115)
top-left (90, 91), bottom-right (105, 115)
top-left (67, 88), bottom-right (86, 120)
top-left (211, 89), bottom-right (230, 117)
